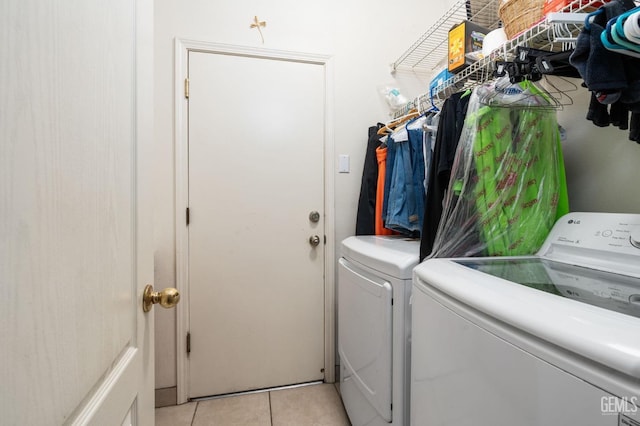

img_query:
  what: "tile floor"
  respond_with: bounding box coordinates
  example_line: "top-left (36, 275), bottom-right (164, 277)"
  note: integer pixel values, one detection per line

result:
top-left (155, 383), bottom-right (351, 426)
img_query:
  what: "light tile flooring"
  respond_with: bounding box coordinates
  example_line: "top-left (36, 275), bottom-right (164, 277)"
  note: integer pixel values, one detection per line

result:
top-left (155, 383), bottom-right (351, 426)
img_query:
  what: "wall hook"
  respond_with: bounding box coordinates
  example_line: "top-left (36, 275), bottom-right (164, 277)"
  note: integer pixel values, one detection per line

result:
top-left (250, 16), bottom-right (266, 44)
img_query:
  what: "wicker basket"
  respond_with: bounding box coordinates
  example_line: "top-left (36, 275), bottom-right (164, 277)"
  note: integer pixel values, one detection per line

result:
top-left (498, 0), bottom-right (546, 39)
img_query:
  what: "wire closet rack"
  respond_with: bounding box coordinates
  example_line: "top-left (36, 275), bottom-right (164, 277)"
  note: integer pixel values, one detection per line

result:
top-left (390, 0), bottom-right (502, 73)
top-left (390, 0), bottom-right (607, 117)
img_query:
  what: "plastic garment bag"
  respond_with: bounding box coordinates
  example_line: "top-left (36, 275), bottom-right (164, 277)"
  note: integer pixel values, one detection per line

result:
top-left (429, 78), bottom-right (569, 258)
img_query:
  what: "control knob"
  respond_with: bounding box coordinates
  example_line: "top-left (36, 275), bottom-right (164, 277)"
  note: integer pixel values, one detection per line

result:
top-left (631, 228), bottom-right (640, 249)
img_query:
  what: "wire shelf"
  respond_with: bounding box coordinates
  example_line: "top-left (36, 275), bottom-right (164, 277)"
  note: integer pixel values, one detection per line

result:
top-left (391, 0), bottom-right (605, 118)
top-left (390, 0), bottom-right (502, 73)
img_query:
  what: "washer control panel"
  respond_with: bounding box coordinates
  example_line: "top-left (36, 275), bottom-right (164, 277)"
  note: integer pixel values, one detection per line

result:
top-left (631, 228), bottom-right (640, 249)
top-left (539, 212), bottom-right (640, 257)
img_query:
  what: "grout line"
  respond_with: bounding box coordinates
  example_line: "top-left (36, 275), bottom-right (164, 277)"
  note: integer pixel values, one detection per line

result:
top-left (190, 380), bottom-right (323, 402)
top-left (268, 391), bottom-right (273, 426)
top-left (190, 401), bottom-right (199, 426)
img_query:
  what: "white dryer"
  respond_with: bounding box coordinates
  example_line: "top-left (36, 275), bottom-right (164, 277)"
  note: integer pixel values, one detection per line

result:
top-left (411, 212), bottom-right (640, 426)
top-left (338, 236), bottom-right (420, 426)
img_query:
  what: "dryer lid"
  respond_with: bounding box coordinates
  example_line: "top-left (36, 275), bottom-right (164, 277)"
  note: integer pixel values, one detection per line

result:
top-left (341, 236), bottom-right (420, 279)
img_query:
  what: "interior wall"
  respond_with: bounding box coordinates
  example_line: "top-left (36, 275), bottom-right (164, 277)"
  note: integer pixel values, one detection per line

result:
top-left (154, 2), bottom-right (640, 393)
top-left (153, 0), bottom-right (457, 390)
top-left (557, 85), bottom-right (640, 213)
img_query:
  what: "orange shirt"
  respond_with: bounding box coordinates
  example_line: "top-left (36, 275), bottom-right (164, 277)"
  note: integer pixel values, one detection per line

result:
top-left (375, 146), bottom-right (396, 236)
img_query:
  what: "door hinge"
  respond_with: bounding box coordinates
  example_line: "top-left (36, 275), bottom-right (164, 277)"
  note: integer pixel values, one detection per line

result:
top-left (184, 78), bottom-right (189, 99)
top-left (186, 332), bottom-right (191, 354)
top-left (186, 207), bottom-right (190, 226)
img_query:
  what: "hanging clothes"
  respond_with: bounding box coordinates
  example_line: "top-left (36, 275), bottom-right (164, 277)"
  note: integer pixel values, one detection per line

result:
top-left (374, 145), bottom-right (396, 235)
top-left (420, 92), bottom-right (471, 260)
top-left (382, 127), bottom-right (397, 229)
top-left (570, 0), bottom-right (640, 143)
top-left (631, 112), bottom-right (640, 142)
top-left (384, 118), bottom-right (426, 236)
top-left (570, 0), bottom-right (640, 106)
top-left (422, 113), bottom-right (438, 198)
top-left (425, 79), bottom-right (569, 259)
top-left (356, 124), bottom-right (384, 235)
top-left (407, 116), bottom-right (428, 227)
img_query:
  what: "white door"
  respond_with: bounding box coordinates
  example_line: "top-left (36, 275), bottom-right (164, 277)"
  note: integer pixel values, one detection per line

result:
top-left (187, 50), bottom-right (326, 398)
top-left (0, 0), bottom-right (156, 424)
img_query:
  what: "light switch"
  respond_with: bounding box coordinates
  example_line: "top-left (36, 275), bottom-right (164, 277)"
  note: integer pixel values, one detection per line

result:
top-left (338, 154), bottom-right (350, 173)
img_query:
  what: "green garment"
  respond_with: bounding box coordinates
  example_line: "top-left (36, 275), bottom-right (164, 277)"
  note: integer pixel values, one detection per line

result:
top-left (435, 80), bottom-right (569, 258)
top-left (470, 87), bottom-right (568, 256)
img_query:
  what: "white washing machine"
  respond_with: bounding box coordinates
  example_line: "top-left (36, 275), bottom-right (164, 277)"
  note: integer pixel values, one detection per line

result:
top-left (411, 212), bottom-right (640, 426)
top-left (338, 235), bottom-right (420, 426)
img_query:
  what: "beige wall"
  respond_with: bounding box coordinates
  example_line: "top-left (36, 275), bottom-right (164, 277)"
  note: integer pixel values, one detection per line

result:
top-left (154, 1), bottom-right (640, 392)
top-left (557, 86), bottom-right (640, 213)
top-left (153, 0), bottom-right (453, 390)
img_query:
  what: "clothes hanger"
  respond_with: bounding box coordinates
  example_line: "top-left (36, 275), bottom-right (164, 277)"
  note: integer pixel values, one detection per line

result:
top-left (584, 8), bottom-right (604, 31)
top-left (428, 88), bottom-right (441, 113)
top-left (611, 20), bottom-right (640, 53)
top-left (378, 110), bottom-right (418, 135)
top-left (406, 112), bottom-right (429, 130)
top-left (600, 18), bottom-right (628, 51)
top-left (376, 109), bottom-right (419, 135)
top-left (403, 99), bottom-right (431, 131)
top-left (478, 74), bottom-right (562, 109)
top-left (388, 110), bottom-right (424, 142)
top-left (598, 4), bottom-right (640, 56)
top-left (622, 9), bottom-right (640, 43)
top-left (539, 75), bottom-right (576, 108)
top-left (535, 51), bottom-right (581, 79)
top-left (486, 55), bottom-right (561, 107)
top-left (601, 17), bottom-right (640, 57)
top-left (616, 7), bottom-right (640, 43)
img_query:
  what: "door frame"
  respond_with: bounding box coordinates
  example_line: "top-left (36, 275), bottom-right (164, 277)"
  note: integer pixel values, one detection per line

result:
top-left (174, 39), bottom-right (335, 404)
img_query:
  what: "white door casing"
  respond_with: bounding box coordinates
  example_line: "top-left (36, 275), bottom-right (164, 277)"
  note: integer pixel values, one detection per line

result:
top-left (174, 40), bottom-right (335, 402)
top-left (0, 0), bottom-right (154, 424)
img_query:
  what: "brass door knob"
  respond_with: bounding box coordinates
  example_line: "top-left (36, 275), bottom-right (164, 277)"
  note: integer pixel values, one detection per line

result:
top-left (309, 235), bottom-right (321, 247)
top-left (143, 285), bottom-right (180, 312)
